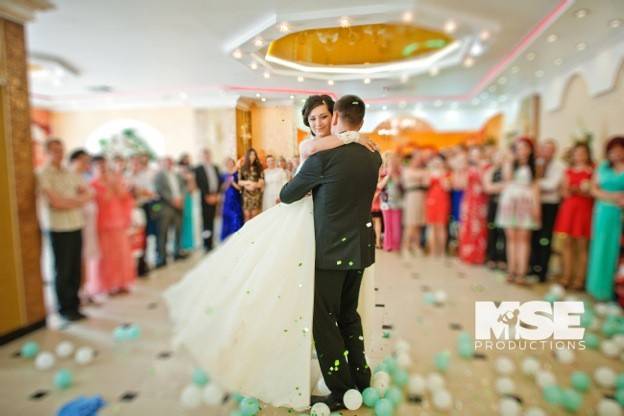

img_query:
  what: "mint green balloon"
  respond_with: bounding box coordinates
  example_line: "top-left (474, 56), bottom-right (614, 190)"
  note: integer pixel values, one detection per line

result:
top-left (543, 385), bottom-right (562, 405)
top-left (240, 397), bottom-right (260, 416)
top-left (424, 292), bottom-right (436, 305)
top-left (580, 311), bottom-right (594, 328)
top-left (362, 387), bottom-right (380, 407)
top-left (374, 398), bottom-right (394, 416)
top-left (584, 333), bottom-right (599, 350)
top-left (616, 374), bottom-right (624, 390)
top-left (458, 332), bottom-right (472, 344)
top-left (53, 369), bottom-right (73, 390)
top-left (544, 293), bottom-right (559, 303)
top-left (192, 368), bottom-right (209, 386)
top-left (21, 341), bottom-right (39, 359)
top-left (570, 371), bottom-right (591, 393)
top-left (434, 351), bottom-right (451, 372)
top-left (561, 388), bottom-right (583, 412)
top-left (230, 411), bottom-right (244, 416)
top-left (383, 357), bottom-right (398, 373)
top-left (385, 386), bottom-right (403, 406)
top-left (603, 320), bottom-right (618, 338)
top-left (615, 389), bottom-right (624, 406)
top-left (374, 362), bottom-right (389, 374)
top-left (392, 368), bottom-right (409, 387)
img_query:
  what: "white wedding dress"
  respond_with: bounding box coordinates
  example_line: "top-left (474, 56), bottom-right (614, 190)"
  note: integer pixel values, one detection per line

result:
top-left (163, 154), bottom-right (376, 411)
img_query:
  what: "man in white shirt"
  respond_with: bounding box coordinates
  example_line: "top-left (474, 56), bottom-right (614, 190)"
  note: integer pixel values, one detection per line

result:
top-left (153, 157), bottom-right (187, 267)
top-left (38, 138), bottom-right (90, 321)
top-left (530, 139), bottom-right (565, 282)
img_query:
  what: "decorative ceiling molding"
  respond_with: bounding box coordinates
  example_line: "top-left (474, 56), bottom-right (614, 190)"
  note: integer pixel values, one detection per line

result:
top-left (0, 0), bottom-right (53, 24)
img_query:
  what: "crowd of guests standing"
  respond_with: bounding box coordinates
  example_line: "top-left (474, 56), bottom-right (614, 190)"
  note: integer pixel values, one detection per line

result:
top-left (373, 136), bottom-right (624, 303)
top-left (38, 137), bottom-right (298, 321)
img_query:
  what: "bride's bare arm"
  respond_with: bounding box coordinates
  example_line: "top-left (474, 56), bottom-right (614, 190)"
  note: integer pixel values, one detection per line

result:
top-left (300, 133), bottom-right (377, 159)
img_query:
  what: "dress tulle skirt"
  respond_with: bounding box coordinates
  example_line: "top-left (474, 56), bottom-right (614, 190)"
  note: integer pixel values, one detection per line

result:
top-left (163, 196), bottom-right (376, 410)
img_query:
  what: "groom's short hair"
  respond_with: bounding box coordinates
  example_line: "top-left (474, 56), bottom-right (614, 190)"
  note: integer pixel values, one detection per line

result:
top-left (334, 95), bottom-right (365, 127)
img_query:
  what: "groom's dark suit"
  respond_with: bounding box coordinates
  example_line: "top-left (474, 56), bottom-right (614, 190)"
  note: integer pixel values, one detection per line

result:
top-left (280, 142), bottom-right (382, 397)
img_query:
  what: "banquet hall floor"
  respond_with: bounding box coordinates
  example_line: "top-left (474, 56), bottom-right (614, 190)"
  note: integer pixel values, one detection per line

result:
top-left (0, 250), bottom-right (620, 416)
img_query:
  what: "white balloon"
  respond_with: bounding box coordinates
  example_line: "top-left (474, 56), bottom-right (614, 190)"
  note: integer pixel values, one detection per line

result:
top-left (499, 398), bottom-right (521, 416)
top-left (55, 341), bottom-right (75, 358)
top-left (594, 367), bottom-right (616, 388)
top-left (495, 357), bottom-right (515, 375)
top-left (564, 295), bottom-right (578, 302)
top-left (434, 290), bottom-right (448, 304)
top-left (372, 371), bottom-right (390, 396)
top-left (408, 374), bottom-right (426, 395)
top-left (343, 389), bottom-right (363, 411)
top-left (495, 377), bottom-right (515, 395)
top-left (180, 384), bottom-right (202, 409)
top-left (521, 357), bottom-right (540, 376)
top-left (432, 389), bottom-right (452, 411)
top-left (394, 339), bottom-right (411, 354)
top-left (597, 399), bottom-right (623, 416)
top-left (202, 383), bottom-right (223, 406)
top-left (34, 352), bottom-right (55, 370)
top-left (310, 402), bottom-right (331, 416)
top-left (549, 284), bottom-right (565, 299)
top-left (315, 376), bottom-right (331, 396)
top-left (535, 370), bottom-right (556, 388)
top-left (590, 319), bottom-right (601, 331)
top-left (605, 303), bottom-right (622, 317)
top-left (524, 407), bottom-right (546, 416)
top-left (74, 347), bottom-right (95, 365)
top-left (397, 352), bottom-right (412, 368)
top-left (613, 335), bottom-right (624, 349)
top-left (601, 340), bottom-right (621, 358)
top-left (426, 372), bottom-right (446, 393)
top-left (595, 303), bottom-right (609, 317)
top-left (555, 349), bottom-right (575, 364)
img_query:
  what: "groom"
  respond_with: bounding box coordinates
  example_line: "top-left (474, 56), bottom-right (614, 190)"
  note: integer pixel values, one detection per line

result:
top-left (280, 95), bottom-right (382, 410)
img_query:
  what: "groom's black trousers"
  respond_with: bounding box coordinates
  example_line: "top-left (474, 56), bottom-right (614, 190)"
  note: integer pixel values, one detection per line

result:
top-left (313, 268), bottom-right (371, 396)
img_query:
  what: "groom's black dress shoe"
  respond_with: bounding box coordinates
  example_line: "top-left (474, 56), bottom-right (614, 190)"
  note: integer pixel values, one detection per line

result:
top-left (310, 394), bottom-right (345, 412)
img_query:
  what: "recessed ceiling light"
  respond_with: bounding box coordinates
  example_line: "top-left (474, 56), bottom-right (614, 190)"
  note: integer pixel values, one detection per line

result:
top-left (255, 93), bottom-right (261, 98)
top-left (232, 49), bottom-right (243, 59)
top-left (471, 98), bottom-right (480, 106)
top-left (402, 11), bottom-right (413, 23)
top-left (554, 58), bottom-right (563, 66)
top-left (382, 105), bottom-right (388, 111)
top-left (327, 79), bottom-right (334, 86)
top-left (464, 57), bottom-right (475, 67)
top-left (301, 98), bottom-right (306, 103)
top-left (263, 71), bottom-right (270, 79)
top-left (470, 42), bottom-right (484, 57)
top-left (547, 34), bottom-right (558, 43)
top-left (479, 30), bottom-right (491, 41)
top-left (279, 22), bottom-right (290, 33)
top-left (498, 77), bottom-right (507, 85)
top-left (297, 75), bottom-right (304, 82)
top-left (526, 52), bottom-right (536, 61)
top-left (261, 97), bottom-right (267, 102)
top-left (535, 70), bottom-right (544, 78)
top-left (429, 66), bottom-right (439, 76)
top-left (609, 19), bottom-right (622, 29)
top-left (400, 74), bottom-right (409, 83)
top-left (340, 17), bottom-right (350, 28)
top-left (366, 103), bottom-right (371, 109)
top-left (444, 20), bottom-right (457, 34)
top-left (250, 61), bottom-right (258, 70)
top-left (289, 95), bottom-right (294, 100)
top-left (434, 100), bottom-right (443, 107)
top-left (511, 66), bottom-right (519, 74)
top-left (363, 78), bottom-right (371, 84)
top-left (576, 42), bottom-right (587, 51)
top-left (254, 38), bottom-right (264, 47)
top-left (575, 9), bottom-right (589, 19)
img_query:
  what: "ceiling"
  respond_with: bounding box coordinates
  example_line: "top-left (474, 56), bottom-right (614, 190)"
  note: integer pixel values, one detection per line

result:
top-left (25, 0), bottom-right (624, 111)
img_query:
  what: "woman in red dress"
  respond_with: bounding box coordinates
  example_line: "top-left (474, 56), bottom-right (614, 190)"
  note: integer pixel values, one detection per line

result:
top-left (425, 154), bottom-right (451, 256)
top-left (458, 146), bottom-right (489, 264)
top-left (371, 166), bottom-right (385, 249)
top-left (553, 142), bottom-right (594, 290)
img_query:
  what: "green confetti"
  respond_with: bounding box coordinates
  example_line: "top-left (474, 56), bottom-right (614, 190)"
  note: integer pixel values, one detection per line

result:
top-left (341, 237), bottom-right (347, 242)
top-left (348, 261), bottom-right (354, 266)
top-left (336, 260), bottom-right (343, 266)
top-left (335, 359), bottom-right (340, 366)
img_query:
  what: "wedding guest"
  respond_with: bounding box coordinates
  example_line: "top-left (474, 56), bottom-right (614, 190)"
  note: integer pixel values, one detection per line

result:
top-left (496, 138), bottom-right (540, 286)
top-left (458, 146), bottom-right (489, 264)
top-left (401, 150), bottom-right (427, 256)
top-left (530, 139), bottom-right (565, 282)
top-left (194, 149), bottom-right (222, 252)
top-left (239, 148), bottom-right (265, 221)
top-left (179, 154), bottom-right (200, 253)
top-left (448, 147), bottom-right (467, 254)
top-left (371, 166), bottom-right (384, 249)
top-left (379, 151), bottom-right (403, 252)
top-left (586, 136), bottom-right (624, 300)
top-left (87, 156), bottom-right (135, 297)
top-left (277, 156), bottom-right (291, 180)
top-left (262, 154), bottom-right (289, 210)
top-left (38, 139), bottom-right (90, 321)
top-left (554, 142), bottom-right (594, 290)
top-left (425, 154), bottom-right (451, 256)
top-left (484, 149), bottom-right (507, 270)
top-left (220, 157), bottom-right (244, 240)
top-left (154, 157), bottom-right (187, 266)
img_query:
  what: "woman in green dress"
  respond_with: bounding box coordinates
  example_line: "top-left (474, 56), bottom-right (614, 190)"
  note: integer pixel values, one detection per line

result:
top-left (586, 136), bottom-right (624, 300)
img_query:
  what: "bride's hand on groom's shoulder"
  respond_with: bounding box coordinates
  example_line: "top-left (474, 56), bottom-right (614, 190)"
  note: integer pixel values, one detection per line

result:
top-left (357, 135), bottom-right (379, 153)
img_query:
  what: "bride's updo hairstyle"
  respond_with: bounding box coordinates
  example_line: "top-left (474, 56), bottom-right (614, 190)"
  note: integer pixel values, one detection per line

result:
top-left (301, 95), bottom-right (335, 135)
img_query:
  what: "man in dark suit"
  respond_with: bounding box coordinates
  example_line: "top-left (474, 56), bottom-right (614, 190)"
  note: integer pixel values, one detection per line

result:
top-left (153, 157), bottom-right (187, 267)
top-left (280, 95), bottom-right (381, 411)
top-left (194, 149), bottom-right (223, 252)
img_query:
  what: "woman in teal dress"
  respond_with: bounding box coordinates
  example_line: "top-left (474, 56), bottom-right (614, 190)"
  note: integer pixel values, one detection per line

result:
top-left (586, 137), bottom-right (624, 300)
top-left (179, 155), bottom-right (197, 253)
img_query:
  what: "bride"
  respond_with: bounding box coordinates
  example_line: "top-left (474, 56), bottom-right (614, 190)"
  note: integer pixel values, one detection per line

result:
top-left (163, 95), bottom-right (377, 411)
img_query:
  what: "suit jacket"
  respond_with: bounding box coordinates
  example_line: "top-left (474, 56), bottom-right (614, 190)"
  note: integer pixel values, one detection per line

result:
top-left (280, 143), bottom-right (382, 270)
top-left (154, 170), bottom-right (187, 210)
top-left (194, 164), bottom-right (223, 199)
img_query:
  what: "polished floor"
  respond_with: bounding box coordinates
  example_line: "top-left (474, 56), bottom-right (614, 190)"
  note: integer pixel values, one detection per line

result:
top-left (0, 250), bottom-right (621, 416)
